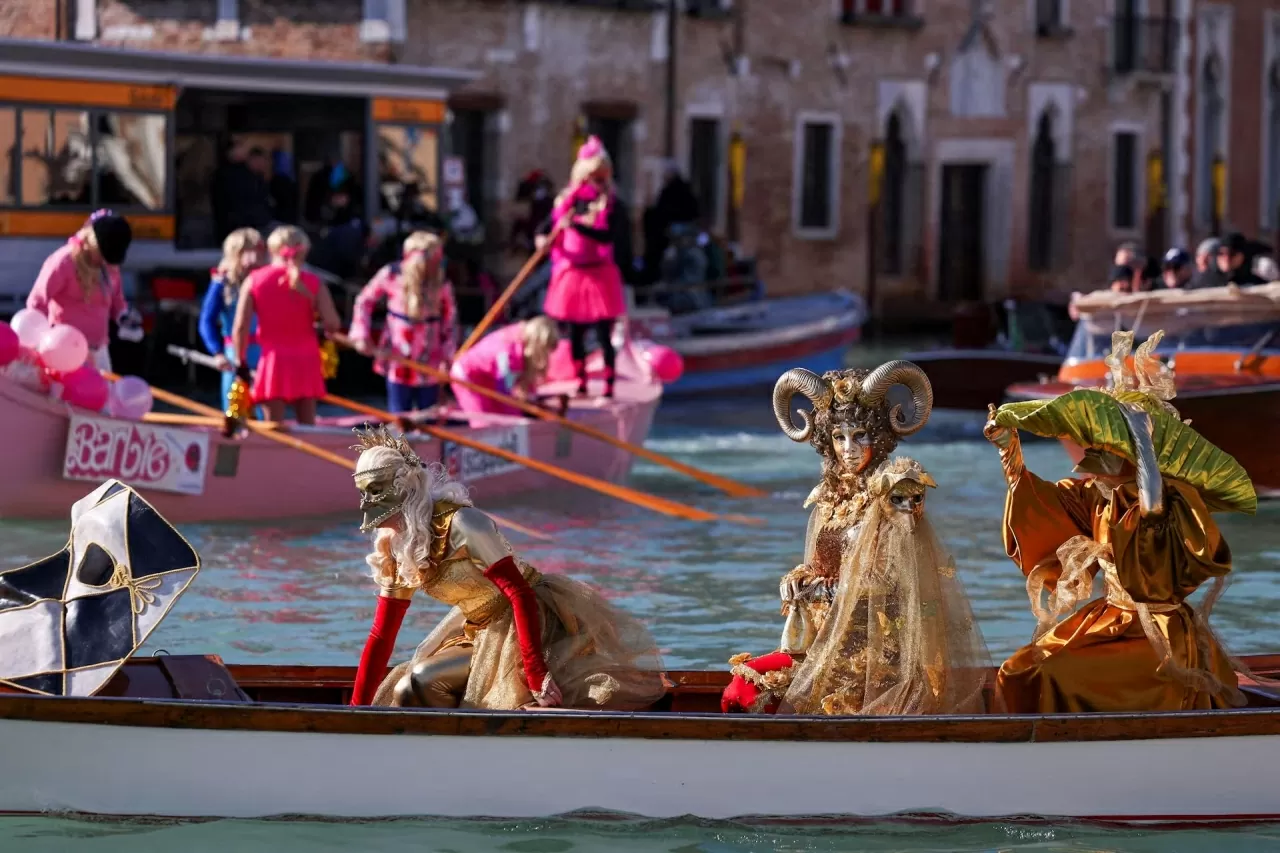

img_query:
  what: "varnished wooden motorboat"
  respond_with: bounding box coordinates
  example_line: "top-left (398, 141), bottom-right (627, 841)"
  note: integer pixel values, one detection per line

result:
top-left (4, 655), bottom-right (1280, 824)
top-left (904, 349), bottom-right (1063, 411)
top-left (1005, 284), bottom-right (1280, 495)
top-left (903, 300), bottom-right (1069, 412)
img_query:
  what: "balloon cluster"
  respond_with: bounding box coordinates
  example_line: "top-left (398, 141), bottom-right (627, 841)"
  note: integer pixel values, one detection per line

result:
top-left (2, 309), bottom-right (153, 419)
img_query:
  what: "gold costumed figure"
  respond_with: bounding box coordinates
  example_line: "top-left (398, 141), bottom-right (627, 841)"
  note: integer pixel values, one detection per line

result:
top-left (984, 329), bottom-right (1257, 713)
top-left (347, 426), bottom-right (665, 711)
top-left (721, 362), bottom-right (991, 716)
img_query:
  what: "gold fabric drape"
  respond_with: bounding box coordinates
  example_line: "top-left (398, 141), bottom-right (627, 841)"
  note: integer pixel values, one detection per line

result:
top-left (783, 465), bottom-right (991, 716)
top-left (997, 462), bottom-right (1245, 714)
top-left (411, 567), bottom-right (666, 711)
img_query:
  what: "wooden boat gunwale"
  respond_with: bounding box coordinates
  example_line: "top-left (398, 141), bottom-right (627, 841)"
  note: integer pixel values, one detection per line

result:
top-left (668, 292), bottom-right (865, 357)
top-left (4, 657), bottom-right (1280, 745)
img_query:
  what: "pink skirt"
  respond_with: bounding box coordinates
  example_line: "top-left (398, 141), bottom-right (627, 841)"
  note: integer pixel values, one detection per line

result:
top-left (252, 344), bottom-right (327, 404)
top-left (543, 261), bottom-right (626, 324)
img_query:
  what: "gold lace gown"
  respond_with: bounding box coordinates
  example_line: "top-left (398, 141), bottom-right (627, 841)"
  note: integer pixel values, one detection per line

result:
top-left (997, 470), bottom-right (1244, 713)
top-left (393, 502), bottom-right (666, 710)
top-left (781, 471), bottom-right (991, 717)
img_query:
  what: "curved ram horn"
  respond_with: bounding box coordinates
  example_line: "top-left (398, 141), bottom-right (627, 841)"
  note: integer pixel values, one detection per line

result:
top-left (772, 368), bottom-right (832, 443)
top-left (859, 360), bottom-right (934, 437)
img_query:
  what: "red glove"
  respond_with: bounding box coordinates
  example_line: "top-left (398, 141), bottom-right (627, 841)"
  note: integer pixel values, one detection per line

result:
top-left (483, 555), bottom-right (550, 696)
top-left (349, 595), bottom-right (411, 706)
top-left (721, 652), bottom-right (795, 714)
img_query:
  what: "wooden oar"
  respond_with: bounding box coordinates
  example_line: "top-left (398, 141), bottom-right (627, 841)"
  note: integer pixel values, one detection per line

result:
top-left (321, 391), bottom-right (758, 525)
top-left (455, 219), bottom-right (564, 357)
top-left (132, 365), bottom-right (548, 542)
top-left (331, 333), bottom-right (766, 498)
top-left (143, 412), bottom-right (282, 430)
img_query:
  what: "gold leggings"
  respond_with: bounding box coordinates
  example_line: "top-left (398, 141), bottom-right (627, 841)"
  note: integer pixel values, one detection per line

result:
top-left (393, 645), bottom-right (473, 708)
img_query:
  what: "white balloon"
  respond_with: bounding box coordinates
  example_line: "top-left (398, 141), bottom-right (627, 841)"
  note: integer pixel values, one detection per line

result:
top-left (10, 309), bottom-right (50, 349)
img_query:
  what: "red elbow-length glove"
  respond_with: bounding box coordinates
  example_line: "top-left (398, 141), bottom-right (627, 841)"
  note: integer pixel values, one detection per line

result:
top-left (483, 555), bottom-right (558, 704)
top-left (349, 594), bottom-right (412, 706)
top-left (721, 652), bottom-right (795, 714)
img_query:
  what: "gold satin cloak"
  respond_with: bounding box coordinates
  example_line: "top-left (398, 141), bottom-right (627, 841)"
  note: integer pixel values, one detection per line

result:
top-left (997, 468), bottom-right (1242, 714)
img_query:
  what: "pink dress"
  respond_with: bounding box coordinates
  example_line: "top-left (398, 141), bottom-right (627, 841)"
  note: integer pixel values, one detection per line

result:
top-left (26, 241), bottom-right (126, 350)
top-left (348, 264), bottom-right (458, 388)
top-left (248, 264), bottom-right (327, 404)
top-left (449, 323), bottom-right (526, 417)
top-left (542, 184), bottom-right (627, 324)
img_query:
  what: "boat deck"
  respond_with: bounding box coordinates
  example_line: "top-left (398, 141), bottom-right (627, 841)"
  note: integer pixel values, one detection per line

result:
top-left (5, 654), bottom-right (1279, 741)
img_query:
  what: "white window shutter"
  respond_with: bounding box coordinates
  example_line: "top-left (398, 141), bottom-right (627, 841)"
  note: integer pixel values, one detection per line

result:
top-left (74, 0), bottom-right (97, 40)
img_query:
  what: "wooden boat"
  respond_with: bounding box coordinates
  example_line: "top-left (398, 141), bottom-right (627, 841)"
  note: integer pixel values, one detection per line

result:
top-left (4, 654), bottom-right (1280, 823)
top-left (1005, 283), bottom-right (1280, 495)
top-left (904, 349), bottom-right (1064, 411)
top-left (0, 374), bottom-right (661, 524)
top-left (630, 291), bottom-right (865, 396)
top-left (902, 300), bottom-right (1069, 412)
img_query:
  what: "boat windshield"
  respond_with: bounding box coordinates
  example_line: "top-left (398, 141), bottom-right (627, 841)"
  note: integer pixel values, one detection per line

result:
top-left (1066, 316), bottom-right (1280, 362)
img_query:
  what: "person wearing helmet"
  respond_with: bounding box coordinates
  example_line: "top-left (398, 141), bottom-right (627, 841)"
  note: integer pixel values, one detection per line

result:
top-left (1160, 248), bottom-right (1194, 289)
top-left (25, 209), bottom-right (141, 371)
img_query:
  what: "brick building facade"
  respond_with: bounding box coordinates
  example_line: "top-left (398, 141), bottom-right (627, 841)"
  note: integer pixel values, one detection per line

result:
top-left (2, 0), bottom-right (1251, 314)
top-left (1182, 0), bottom-right (1280, 252)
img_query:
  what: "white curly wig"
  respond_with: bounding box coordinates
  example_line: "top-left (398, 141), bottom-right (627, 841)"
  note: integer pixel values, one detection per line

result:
top-left (356, 445), bottom-right (472, 589)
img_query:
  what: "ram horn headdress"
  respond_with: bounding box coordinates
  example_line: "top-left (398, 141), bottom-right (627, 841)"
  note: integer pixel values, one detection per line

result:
top-left (772, 361), bottom-right (934, 444)
top-left (773, 368), bottom-right (833, 442)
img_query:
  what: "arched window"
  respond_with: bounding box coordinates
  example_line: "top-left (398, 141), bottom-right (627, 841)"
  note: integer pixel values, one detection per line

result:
top-left (1198, 55), bottom-right (1224, 226)
top-left (880, 112), bottom-right (907, 275)
top-left (1028, 111), bottom-right (1057, 272)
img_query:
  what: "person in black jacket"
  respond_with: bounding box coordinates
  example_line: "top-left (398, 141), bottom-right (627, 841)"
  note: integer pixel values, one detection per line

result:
top-left (642, 162), bottom-right (701, 284)
top-left (1218, 232), bottom-right (1267, 286)
top-left (212, 143), bottom-right (272, 240)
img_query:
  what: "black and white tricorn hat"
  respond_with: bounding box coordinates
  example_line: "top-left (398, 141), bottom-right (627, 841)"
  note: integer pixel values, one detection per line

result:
top-left (0, 480), bottom-right (200, 697)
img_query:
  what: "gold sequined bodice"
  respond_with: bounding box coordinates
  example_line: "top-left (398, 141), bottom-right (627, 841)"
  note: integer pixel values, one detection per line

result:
top-left (418, 503), bottom-right (542, 627)
top-left (418, 503), bottom-right (508, 626)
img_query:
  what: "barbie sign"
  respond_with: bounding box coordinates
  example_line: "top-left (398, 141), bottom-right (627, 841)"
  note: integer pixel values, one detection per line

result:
top-left (442, 424), bottom-right (528, 483)
top-left (63, 414), bottom-right (210, 495)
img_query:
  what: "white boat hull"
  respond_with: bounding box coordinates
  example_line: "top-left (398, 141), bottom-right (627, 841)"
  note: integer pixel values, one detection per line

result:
top-left (3, 717), bottom-right (1279, 822)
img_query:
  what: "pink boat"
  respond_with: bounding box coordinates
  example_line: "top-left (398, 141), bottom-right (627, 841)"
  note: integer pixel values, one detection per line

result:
top-left (0, 375), bottom-right (661, 524)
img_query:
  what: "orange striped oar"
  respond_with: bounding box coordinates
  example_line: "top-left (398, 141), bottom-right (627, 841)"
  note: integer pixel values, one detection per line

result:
top-left (322, 391), bottom-right (761, 526)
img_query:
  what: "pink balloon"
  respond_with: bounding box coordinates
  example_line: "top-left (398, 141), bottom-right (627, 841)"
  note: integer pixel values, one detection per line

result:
top-left (108, 375), bottom-right (153, 420)
top-left (9, 309), bottom-right (50, 349)
top-left (59, 364), bottom-right (110, 412)
top-left (37, 324), bottom-right (89, 374)
top-left (637, 342), bottom-right (684, 384)
top-left (0, 324), bottom-right (18, 367)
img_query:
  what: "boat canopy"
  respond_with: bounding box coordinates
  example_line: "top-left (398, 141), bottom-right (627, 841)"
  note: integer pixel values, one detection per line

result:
top-left (1067, 283), bottom-right (1280, 362)
top-left (1071, 282), bottom-right (1280, 334)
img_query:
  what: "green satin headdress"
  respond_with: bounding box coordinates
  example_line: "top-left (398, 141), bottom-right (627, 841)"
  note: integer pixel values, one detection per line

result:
top-left (993, 330), bottom-right (1256, 514)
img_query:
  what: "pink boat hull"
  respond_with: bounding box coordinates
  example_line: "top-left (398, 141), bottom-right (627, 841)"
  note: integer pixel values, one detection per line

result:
top-left (0, 376), bottom-right (662, 524)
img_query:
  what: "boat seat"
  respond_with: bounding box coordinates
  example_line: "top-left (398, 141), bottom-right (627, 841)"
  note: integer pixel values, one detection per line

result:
top-left (99, 655), bottom-right (251, 702)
